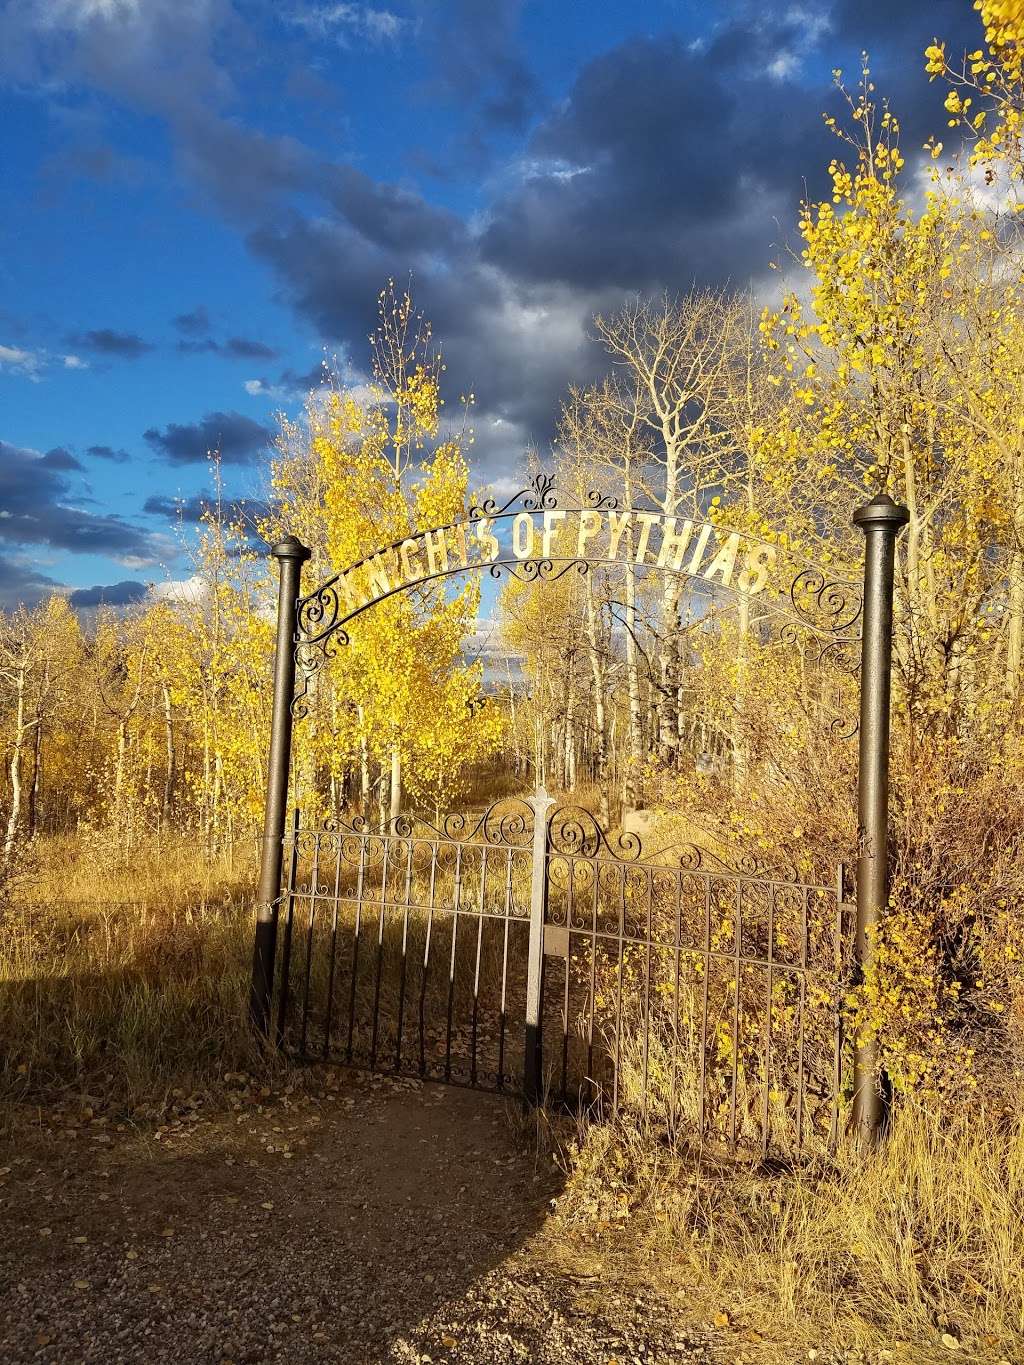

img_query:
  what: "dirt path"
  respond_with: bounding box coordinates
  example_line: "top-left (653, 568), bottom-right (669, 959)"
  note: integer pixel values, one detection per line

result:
top-left (0, 1074), bottom-right (714, 1364)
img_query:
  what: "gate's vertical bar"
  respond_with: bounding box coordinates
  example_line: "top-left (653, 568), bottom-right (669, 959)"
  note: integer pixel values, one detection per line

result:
top-left (524, 786), bottom-right (555, 1105)
top-left (852, 493), bottom-right (909, 1145)
top-left (830, 862), bottom-right (846, 1152)
top-left (250, 535), bottom-right (311, 1038)
top-left (275, 807), bottom-right (301, 1047)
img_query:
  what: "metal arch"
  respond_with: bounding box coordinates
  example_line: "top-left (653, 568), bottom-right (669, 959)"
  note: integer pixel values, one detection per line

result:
top-left (289, 472), bottom-right (865, 716)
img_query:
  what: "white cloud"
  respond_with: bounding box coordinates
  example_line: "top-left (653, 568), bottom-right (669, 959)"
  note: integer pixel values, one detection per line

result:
top-left (288, 4), bottom-right (406, 46)
top-left (37, 0), bottom-right (147, 25)
top-left (244, 377), bottom-right (281, 396)
top-left (0, 344), bottom-right (45, 380)
top-left (767, 52), bottom-right (799, 82)
top-left (0, 344), bottom-right (94, 379)
top-left (150, 573), bottom-right (207, 604)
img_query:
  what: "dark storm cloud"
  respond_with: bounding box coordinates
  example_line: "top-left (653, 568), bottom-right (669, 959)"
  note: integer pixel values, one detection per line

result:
top-left (172, 305), bottom-right (212, 335)
top-left (831, 0), bottom-right (976, 54)
top-left (480, 30), bottom-right (838, 292)
top-left (142, 410), bottom-right (274, 465)
top-left (0, 552), bottom-right (63, 612)
top-left (68, 579), bottom-right (149, 608)
top-left (40, 446), bottom-right (84, 472)
top-left (279, 360), bottom-right (330, 393)
top-left (0, 0), bottom-right (989, 490)
top-left (321, 164), bottom-right (467, 255)
top-left (224, 336), bottom-right (277, 360)
top-left (0, 440), bottom-right (159, 559)
top-left (67, 328), bottom-right (154, 358)
top-left (177, 334), bottom-right (278, 358)
top-left (86, 445), bottom-right (132, 463)
top-left (143, 492), bottom-right (268, 524)
top-left (415, 0), bottom-right (539, 133)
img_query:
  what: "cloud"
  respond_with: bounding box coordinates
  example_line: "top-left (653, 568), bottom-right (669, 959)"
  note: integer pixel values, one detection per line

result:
top-left (414, 0), bottom-right (539, 138)
top-left (0, 0), bottom-right (987, 496)
top-left (142, 409), bottom-right (275, 464)
top-left (86, 444), bottom-right (131, 463)
top-left (224, 336), bottom-right (278, 360)
top-left (149, 573), bottom-right (207, 605)
top-left (0, 439), bottom-right (161, 560)
top-left (0, 344), bottom-right (89, 379)
top-left (177, 337), bottom-right (221, 354)
top-left (243, 377), bottom-right (278, 396)
top-left (177, 333), bottom-right (278, 359)
top-left (172, 305), bottom-right (212, 335)
top-left (244, 359), bottom-right (330, 397)
top-left (67, 327), bottom-right (154, 358)
top-left (0, 343), bottom-right (45, 380)
top-left (287, 4), bottom-right (407, 46)
top-left (40, 446), bottom-right (85, 472)
top-left (0, 551), bottom-right (64, 612)
top-left (68, 578), bottom-right (149, 607)
top-left (143, 491), bottom-right (268, 524)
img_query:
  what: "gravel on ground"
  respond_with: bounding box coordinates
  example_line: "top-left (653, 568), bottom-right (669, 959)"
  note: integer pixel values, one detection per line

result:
top-left (0, 1073), bottom-right (717, 1364)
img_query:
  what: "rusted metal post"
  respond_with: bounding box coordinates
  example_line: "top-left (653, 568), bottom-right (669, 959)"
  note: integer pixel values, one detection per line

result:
top-left (851, 494), bottom-right (908, 1144)
top-left (524, 785), bottom-right (555, 1104)
top-left (250, 535), bottom-right (311, 1038)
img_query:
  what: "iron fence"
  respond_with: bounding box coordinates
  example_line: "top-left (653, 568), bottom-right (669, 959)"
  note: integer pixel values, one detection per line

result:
top-left (273, 792), bottom-right (854, 1156)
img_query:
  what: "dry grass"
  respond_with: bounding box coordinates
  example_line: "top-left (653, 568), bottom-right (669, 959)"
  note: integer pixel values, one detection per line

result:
top-left (555, 1103), bottom-right (1024, 1361)
top-left (0, 832), bottom-right (263, 1113)
top-left (5, 823), bottom-right (1023, 1361)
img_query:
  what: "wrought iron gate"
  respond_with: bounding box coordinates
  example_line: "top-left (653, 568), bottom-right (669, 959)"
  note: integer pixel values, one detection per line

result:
top-left (274, 791), bottom-right (852, 1155)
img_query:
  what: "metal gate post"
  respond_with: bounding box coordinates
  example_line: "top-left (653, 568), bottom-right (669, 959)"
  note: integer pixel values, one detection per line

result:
top-left (851, 494), bottom-right (908, 1144)
top-left (249, 535), bottom-right (311, 1038)
top-left (524, 786), bottom-right (555, 1104)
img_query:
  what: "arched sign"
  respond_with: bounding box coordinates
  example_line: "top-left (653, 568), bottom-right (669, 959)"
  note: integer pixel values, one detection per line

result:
top-left (291, 474), bottom-right (864, 703)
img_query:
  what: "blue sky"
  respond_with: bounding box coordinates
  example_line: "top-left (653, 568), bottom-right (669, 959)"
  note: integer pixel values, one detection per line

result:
top-left (0, 0), bottom-right (976, 609)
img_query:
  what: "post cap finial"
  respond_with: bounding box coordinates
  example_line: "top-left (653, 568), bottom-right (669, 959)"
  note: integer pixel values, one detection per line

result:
top-left (271, 534), bottom-right (312, 562)
top-left (852, 493), bottom-right (910, 533)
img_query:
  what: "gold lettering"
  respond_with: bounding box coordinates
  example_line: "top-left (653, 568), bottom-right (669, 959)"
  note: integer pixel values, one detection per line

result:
top-left (686, 523), bottom-right (714, 575)
top-left (451, 521), bottom-right (469, 568)
top-left (337, 569), bottom-right (363, 613)
top-left (365, 551), bottom-right (393, 598)
top-left (655, 517), bottom-right (694, 571)
top-left (541, 508), bottom-right (567, 557)
top-left (737, 543), bottom-right (776, 595)
top-left (474, 517), bottom-right (499, 563)
top-left (423, 528), bottom-right (449, 574)
top-left (634, 513), bottom-right (660, 564)
top-left (512, 512), bottom-right (535, 559)
top-left (702, 532), bottom-right (741, 587)
top-left (576, 509), bottom-right (603, 558)
top-left (607, 510), bottom-right (632, 560)
top-left (399, 537), bottom-right (422, 583)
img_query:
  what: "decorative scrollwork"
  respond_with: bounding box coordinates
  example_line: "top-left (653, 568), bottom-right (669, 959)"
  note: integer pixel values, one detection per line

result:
top-left (789, 568), bottom-right (863, 639)
top-left (292, 630), bottom-right (348, 720)
top-left (297, 578), bottom-right (343, 644)
top-left (585, 487), bottom-right (620, 511)
top-left (548, 806), bottom-right (642, 861)
top-left (487, 557), bottom-right (590, 588)
top-left (310, 797), bottom-right (536, 849)
top-left (468, 474), bottom-right (617, 521)
top-left (523, 471), bottom-right (557, 510)
top-left (649, 841), bottom-right (802, 883)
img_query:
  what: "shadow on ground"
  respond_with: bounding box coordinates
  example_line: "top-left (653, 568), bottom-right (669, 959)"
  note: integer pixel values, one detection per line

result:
top-left (0, 1078), bottom-right (573, 1364)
